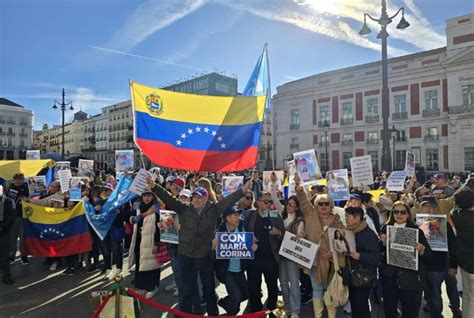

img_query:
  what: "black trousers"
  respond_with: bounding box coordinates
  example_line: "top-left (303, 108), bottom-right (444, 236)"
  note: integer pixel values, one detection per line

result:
top-left (0, 233), bottom-right (11, 278)
top-left (247, 256), bottom-right (279, 312)
top-left (349, 286), bottom-right (371, 318)
top-left (382, 277), bottom-right (422, 318)
top-left (221, 271), bottom-right (249, 315)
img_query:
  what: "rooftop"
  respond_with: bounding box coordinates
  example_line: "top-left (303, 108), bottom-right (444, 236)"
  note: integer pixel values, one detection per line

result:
top-left (0, 98), bottom-right (24, 108)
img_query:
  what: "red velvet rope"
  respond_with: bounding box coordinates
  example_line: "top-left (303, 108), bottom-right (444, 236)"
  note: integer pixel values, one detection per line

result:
top-left (92, 292), bottom-right (112, 318)
top-left (126, 288), bottom-right (268, 318)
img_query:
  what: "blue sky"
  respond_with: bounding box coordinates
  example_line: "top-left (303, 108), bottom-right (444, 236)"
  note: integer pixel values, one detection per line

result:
top-left (1, 0), bottom-right (472, 129)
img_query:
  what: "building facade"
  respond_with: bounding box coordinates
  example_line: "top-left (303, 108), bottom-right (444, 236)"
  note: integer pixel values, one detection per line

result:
top-left (0, 98), bottom-right (34, 159)
top-left (163, 72), bottom-right (238, 96)
top-left (273, 13), bottom-right (474, 173)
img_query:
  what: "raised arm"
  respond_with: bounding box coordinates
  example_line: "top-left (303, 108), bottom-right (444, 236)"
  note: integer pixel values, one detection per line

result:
top-left (270, 182), bottom-right (284, 214)
top-left (148, 177), bottom-right (187, 215)
top-left (215, 179), bottom-right (253, 217)
top-left (294, 173), bottom-right (314, 217)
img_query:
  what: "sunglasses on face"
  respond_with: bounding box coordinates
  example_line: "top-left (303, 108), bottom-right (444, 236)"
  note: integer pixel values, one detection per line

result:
top-left (318, 202), bottom-right (330, 207)
top-left (259, 200), bottom-right (273, 204)
top-left (393, 209), bottom-right (408, 215)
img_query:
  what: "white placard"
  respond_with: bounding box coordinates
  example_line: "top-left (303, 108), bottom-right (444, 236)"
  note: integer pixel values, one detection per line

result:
top-left (386, 171), bottom-right (407, 192)
top-left (350, 155), bottom-right (374, 187)
top-left (278, 232), bottom-right (319, 269)
top-left (293, 149), bottom-right (322, 186)
top-left (54, 161), bottom-right (70, 180)
top-left (57, 169), bottom-right (72, 192)
top-left (129, 168), bottom-right (157, 195)
top-left (222, 176), bottom-right (244, 197)
top-left (405, 152), bottom-right (415, 177)
top-left (78, 159), bottom-right (94, 177)
top-left (263, 171), bottom-right (284, 192)
top-left (26, 150), bottom-right (40, 160)
top-left (115, 150), bottom-right (134, 172)
top-left (287, 160), bottom-right (296, 198)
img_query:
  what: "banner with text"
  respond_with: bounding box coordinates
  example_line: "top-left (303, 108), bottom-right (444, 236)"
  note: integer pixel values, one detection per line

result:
top-left (279, 232), bottom-right (318, 269)
top-left (350, 155), bottom-right (373, 187)
top-left (216, 232), bottom-right (254, 259)
top-left (387, 225), bottom-right (419, 271)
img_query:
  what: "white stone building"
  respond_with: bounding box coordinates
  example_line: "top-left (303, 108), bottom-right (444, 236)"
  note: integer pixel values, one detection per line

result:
top-left (272, 13), bottom-right (474, 173)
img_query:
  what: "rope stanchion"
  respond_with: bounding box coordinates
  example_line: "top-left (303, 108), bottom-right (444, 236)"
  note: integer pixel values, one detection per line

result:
top-left (92, 292), bottom-right (112, 318)
top-left (126, 288), bottom-right (268, 318)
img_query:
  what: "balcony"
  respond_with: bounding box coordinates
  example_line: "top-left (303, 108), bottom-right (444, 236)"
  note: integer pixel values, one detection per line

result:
top-left (392, 112), bottom-right (408, 120)
top-left (19, 121), bottom-right (28, 126)
top-left (6, 132), bottom-right (15, 136)
top-left (366, 138), bottom-right (379, 145)
top-left (318, 120), bottom-right (330, 128)
top-left (341, 140), bottom-right (353, 146)
top-left (422, 108), bottom-right (440, 118)
top-left (424, 134), bottom-right (439, 141)
top-left (19, 133), bottom-right (27, 137)
top-left (448, 105), bottom-right (474, 115)
top-left (289, 123), bottom-right (300, 130)
top-left (319, 141), bottom-right (329, 147)
top-left (340, 118), bottom-right (353, 125)
top-left (395, 137), bottom-right (407, 143)
top-left (365, 115), bottom-right (379, 123)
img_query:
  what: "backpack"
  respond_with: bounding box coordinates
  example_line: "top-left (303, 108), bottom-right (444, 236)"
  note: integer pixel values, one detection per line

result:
top-left (323, 253), bottom-right (349, 308)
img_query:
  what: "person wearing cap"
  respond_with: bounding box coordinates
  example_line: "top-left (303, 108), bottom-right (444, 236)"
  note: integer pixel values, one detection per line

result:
top-left (345, 193), bottom-right (378, 236)
top-left (146, 176), bottom-right (252, 316)
top-left (170, 178), bottom-right (185, 197)
top-left (451, 186), bottom-right (474, 317)
top-left (432, 173), bottom-right (455, 198)
top-left (213, 207), bottom-right (255, 315)
top-left (418, 196), bottom-right (461, 318)
top-left (0, 186), bottom-right (16, 285)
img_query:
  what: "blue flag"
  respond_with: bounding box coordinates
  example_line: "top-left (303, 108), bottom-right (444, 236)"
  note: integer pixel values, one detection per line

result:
top-left (84, 176), bottom-right (137, 240)
top-left (243, 43), bottom-right (271, 110)
top-left (45, 167), bottom-right (54, 187)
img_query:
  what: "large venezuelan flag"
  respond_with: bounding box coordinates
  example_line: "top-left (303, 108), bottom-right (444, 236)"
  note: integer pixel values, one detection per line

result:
top-left (22, 201), bottom-right (92, 257)
top-left (131, 82), bottom-right (266, 172)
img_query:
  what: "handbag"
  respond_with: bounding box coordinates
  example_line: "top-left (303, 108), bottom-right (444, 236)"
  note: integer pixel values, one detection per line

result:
top-left (340, 256), bottom-right (376, 288)
top-left (324, 253), bottom-right (349, 307)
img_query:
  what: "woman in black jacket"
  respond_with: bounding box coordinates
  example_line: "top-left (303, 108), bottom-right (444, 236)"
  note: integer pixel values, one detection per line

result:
top-left (380, 201), bottom-right (432, 318)
top-left (344, 207), bottom-right (382, 318)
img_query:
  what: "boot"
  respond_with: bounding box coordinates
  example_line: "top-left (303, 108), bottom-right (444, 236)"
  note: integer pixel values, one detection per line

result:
top-left (326, 305), bottom-right (337, 318)
top-left (312, 299), bottom-right (324, 318)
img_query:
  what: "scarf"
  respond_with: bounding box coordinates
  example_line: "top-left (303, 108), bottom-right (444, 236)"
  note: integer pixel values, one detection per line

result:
top-left (346, 220), bottom-right (368, 234)
top-left (139, 201), bottom-right (155, 214)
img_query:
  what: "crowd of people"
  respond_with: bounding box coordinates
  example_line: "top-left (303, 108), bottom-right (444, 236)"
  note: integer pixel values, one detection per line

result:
top-left (0, 166), bottom-right (473, 318)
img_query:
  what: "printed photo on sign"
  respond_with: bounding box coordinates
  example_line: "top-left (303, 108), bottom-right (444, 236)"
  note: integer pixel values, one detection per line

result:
top-left (222, 176), bottom-right (243, 197)
top-left (387, 225), bottom-right (419, 271)
top-left (115, 150), bottom-right (134, 172)
top-left (78, 159), bottom-right (94, 177)
top-left (68, 188), bottom-right (82, 201)
top-left (26, 150), bottom-right (40, 160)
top-left (263, 171), bottom-right (284, 192)
top-left (279, 232), bottom-right (319, 269)
top-left (159, 210), bottom-right (179, 244)
top-left (216, 232), bottom-right (254, 259)
top-left (54, 161), bottom-right (70, 180)
top-left (328, 228), bottom-right (356, 256)
top-left (27, 176), bottom-right (47, 197)
top-left (326, 169), bottom-right (350, 201)
top-left (386, 171), bottom-right (407, 192)
top-left (293, 149), bottom-right (322, 185)
top-left (287, 160), bottom-right (296, 198)
top-left (411, 147), bottom-right (421, 164)
top-left (416, 214), bottom-right (448, 252)
top-left (405, 152), bottom-right (415, 177)
top-left (57, 169), bottom-right (72, 192)
top-left (349, 155), bottom-right (374, 187)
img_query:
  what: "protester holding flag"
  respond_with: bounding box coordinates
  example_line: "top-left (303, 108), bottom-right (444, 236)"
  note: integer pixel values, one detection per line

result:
top-left (0, 186), bottom-right (16, 285)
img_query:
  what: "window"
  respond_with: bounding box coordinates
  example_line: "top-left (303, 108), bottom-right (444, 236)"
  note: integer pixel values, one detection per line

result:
top-left (427, 127), bottom-right (438, 137)
top-left (343, 152), bottom-right (352, 169)
top-left (290, 136), bottom-right (299, 152)
top-left (343, 133), bottom-right (353, 143)
top-left (465, 147), bottom-right (474, 171)
top-left (320, 105), bottom-right (330, 123)
top-left (368, 132), bottom-right (378, 141)
top-left (320, 154), bottom-right (328, 171)
top-left (369, 151), bottom-right (379, 171)
top-left (8, 127), bottom-right (13, 134)
top-left (395, 130), bottom-right (406, 142)
top-left (320, 134), bottom-right (329, 144)
top-left (424, 90), bottom-right (438, 110)
top-left (426, 149), bottom-right (439, 171)
top-left (342, 102), bottom-right (353, 120)
top-left (366, 98), bottom-right (378, 115)
top-left (394, 94), bottom-right (407, 113)
top-left (462, 84), bottom-right (474, 106)
top-left (394, 150), bottom-right (406, 170)
top-left (290, 110), bottom-right (300, 129)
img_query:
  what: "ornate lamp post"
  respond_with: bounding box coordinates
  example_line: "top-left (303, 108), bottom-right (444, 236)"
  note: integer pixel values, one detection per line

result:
top-left (52, 89), bottom-right (74, 160)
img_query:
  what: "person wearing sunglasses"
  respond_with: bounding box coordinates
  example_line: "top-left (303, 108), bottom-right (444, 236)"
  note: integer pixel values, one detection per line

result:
top-left (380, 201), bottom-right (432, 318)
top-left (242, 191), bottom-right (285, 315)
top-left (294, 173), bottom-right (343, 318)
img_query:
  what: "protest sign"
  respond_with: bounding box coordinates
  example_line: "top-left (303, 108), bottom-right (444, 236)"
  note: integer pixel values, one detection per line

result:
top-left (129, 168), bottom-right (157, 195)
top-left (26, 150), bottom-right (40, 160)
top-left (405, 152), bottom-right (415, 177)
top-left (328, 228), bottom-right (356, 256)
top-left (279, 232), bottom-right (319, 269)
top-left (159, 210), bottom-right (179, 244)
top-left (78, 159), bottom-right (94, 177)
top-left (27, 176), bottom-right (47, 197)
top-left (287, 160), bottom-right (296, 198)
top-left (263, 171), bottom-right (284, 192)
top-left (412, 147), bottom-right (421, 164)
top-left (69, 177), bottom-right (86, 190)
top-left (57, 169), bottom-right (72, 192)
top-left (350, 155), bottom-right (373, 187)
top-left (386, 171), bottom-right (407, 192)
top-left (115, 150), bottom-right (134, 172)
top-left (216, 232), bottom-right (254, 259)
top-left (326, 169), bottom-right (350, 201)
top-left (222, 176), bottom-right (243, 197)
top-left (54, 161), bottom-right (70, 180)
top-left (293, 149), bottom-right (322, 186)
top-left (69, 188), bottom-right (82, 201)
top-left (416, 214), bottom-right (448, 252)
top-left (387, 225), bottom-right (419, 271)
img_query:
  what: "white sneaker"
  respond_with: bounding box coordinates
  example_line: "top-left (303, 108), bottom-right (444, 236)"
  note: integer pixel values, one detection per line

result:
top-left (145, 287), bottom-right (159, 299)
top-left (291, 314), bottom-right (299, 318)
top-left (107, 267), bottom-right (117, 280)
top-left (128, 264), bottom-right (135, 272)
top-left (165, 283), bottom-right (177, 292)
top-left (173, 289), bottom-right (179, 297)
top-left (103, 269), bottom-right (112, 279)
top-left (49, 262), bottom-right (58, 271)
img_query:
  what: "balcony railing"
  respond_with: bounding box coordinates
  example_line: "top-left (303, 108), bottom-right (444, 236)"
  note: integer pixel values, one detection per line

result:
top-left (448, 105), bottom-right (474, 115)
top-left (395, 137), bottom-right (407, 142)
top-left (365, 115), bottom-right (379, 123)
top-left (341, 140), bottom-right (353, 146)
top-left (318, 120), bottom-right (330, 128)
top-left (19, 121), bottom-right (28, 126)
top-left (340, 118), bottom-right (353, 125)
top-left (392, 112), bottom-right (408, 120)
top-left (424, 135), bottom-right (439, 141)
top-left (6, 132), bottom-right (15, 136)
top-left (289, 124), bottom-right (300, 130)
top-left (422, 108), bottom-right (440, 118)
top-left (366, 139), bottom-right (379, 144)
top-left (19, 133), bottom-right (27, 137)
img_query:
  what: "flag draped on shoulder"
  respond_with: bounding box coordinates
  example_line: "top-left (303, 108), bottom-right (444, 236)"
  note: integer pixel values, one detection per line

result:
top-left (22, 201), bottom-right (91, 257)
top-left (84, 176), bottom-right (136, 240)
top-left (131, 82), bottom-right (266, 172)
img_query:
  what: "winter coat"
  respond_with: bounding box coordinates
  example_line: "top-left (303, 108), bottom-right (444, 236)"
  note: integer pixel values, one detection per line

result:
top-left (451, 208), bottom-right (474, 273)
top-left (128, 212), bottom-right (160, 272)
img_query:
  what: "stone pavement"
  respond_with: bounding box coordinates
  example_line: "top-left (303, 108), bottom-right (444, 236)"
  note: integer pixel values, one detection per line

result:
top-left (0, 256), bottom-right (458, 318)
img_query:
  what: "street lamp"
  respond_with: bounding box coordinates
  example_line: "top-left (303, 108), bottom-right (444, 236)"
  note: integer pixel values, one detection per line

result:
top-left (359, 0), bottom-right (410, 172)
top-left (324, 122), bottom-right (330, 173)
top-left (390, 125), bottom-right (398, 171)
top-left (52, 89), bottom-right (74, 160)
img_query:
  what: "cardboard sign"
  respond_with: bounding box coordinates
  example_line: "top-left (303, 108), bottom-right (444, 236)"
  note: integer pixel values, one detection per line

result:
top-left (57, 169), bottom-right (72, 192)
top-left (216, 232), bottom-right (254, 259)
top-left (159, 210), bottom-right (179, 244)
top-left (350, 155), bottom-right (373, 187)
top-left (326, 169), bottom-right (350, 201)
top-left (222, 176), bottom-right (243, 197)
top-left (27, 176), bottom-right (47, 197)
top-left (129, 168), bottom-right (157, 195)
top-left (78, 159), bottom-right (94, 177)
top-left (387, 171), bottom-right (407, 192)
top-left (405, 152), bottom-right (415, 177)
top-left (115, 150), bottom-right (134, 172)
top-left (54, 161), bottom-right (70, 180)
top-left (387, 226), bottom-right (419, 271)
top-left (416, 214), bottom-right (448, 252)
top-left (26, 150), bottom-right (40, 160)
top-left (293, 149), bottom-right (322, 186)
top-left (279, 232), bottom-right (319, 269)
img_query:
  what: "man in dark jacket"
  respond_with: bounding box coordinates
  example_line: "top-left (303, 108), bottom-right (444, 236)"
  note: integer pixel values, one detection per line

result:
top-left (242, 191), bottom-right (285, 314)
top-left (8, 172), bottom-right (29, 265)
top-left (148, 177), bottom-right (252, 316)
top-left (0, 186), bottom-right (16, 284)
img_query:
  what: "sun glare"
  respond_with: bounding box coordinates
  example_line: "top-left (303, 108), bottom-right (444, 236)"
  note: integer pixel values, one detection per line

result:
top-left (296, 0), bottom-right (342, 15)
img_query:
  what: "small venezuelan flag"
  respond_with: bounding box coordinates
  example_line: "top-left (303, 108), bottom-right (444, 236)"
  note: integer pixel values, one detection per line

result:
top-left (131, 82), bottom-right (266, 172)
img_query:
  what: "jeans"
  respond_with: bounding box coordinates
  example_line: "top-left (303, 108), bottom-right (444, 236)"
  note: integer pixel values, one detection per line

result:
top-left (382, 276), bottom-right (421, 318)
top-left (279, 258), bottom-right (301, 314)
top-left (460, 267), bottom-right (474, 318)
top-left (349, 286), bottom-right (371, 318)
top-left (424, 271), bottom-right (445, 318)
top-left (309, 265), bottom-right (326, 299)
top-left (172, 253), bottom-right (201, 313)
top-left (9, 218), bottom-right (25, 258)
top-left (221, 271), bottom-right (249, 315)
top-left (177, 253), bottom-right (217, 315)
top-left (247, 256), bottom-right (279, 312)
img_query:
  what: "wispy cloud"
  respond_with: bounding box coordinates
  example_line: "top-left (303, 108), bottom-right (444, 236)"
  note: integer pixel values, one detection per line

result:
top-left (284, 74), bottom-right (300, 81)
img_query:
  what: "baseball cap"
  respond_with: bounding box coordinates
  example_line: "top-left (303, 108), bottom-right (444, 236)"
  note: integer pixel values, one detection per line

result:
top-left (192, 187), bottom-right (208, 198)
top-left (173, 178), bottom-right (185, 189)
top-left (179, 189), bottom-right (192, 198)
top-left (101, 183), bottom-right (114, 191)
top-left (165, 176), bottom-right (176, 183)
top-left (420, 196), bottom-right (437, 207)
top-left (349, 194), bottom-right (361, 201)
top-left (223, 207), bottom-right (243, 218)
top-left (434, 173), bottom-right (445, 180)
